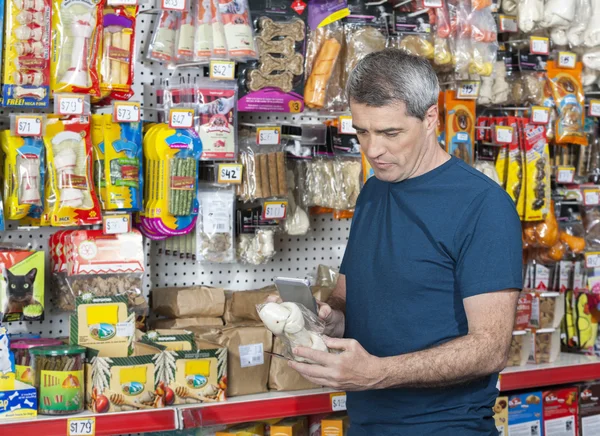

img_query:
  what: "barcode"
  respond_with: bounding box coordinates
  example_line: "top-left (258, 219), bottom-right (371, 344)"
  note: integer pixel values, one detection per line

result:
top-left (251, 355), bottom-right (262, 364)
top-left (214, 223), bottom-right (226, 230)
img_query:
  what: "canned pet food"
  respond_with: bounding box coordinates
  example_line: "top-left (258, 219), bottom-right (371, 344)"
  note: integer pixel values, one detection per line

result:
top-left (11, 338), bottom-right (63, 385)
top-left (30, 345), bottom-right (86, 415)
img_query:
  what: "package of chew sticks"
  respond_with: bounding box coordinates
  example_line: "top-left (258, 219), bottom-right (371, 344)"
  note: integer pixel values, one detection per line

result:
top-left (237, 0), bottom-right (308, 113)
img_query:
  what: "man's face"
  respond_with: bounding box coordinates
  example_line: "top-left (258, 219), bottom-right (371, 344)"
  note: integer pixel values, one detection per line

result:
top-left (350, 101), bottom-right (435, 183)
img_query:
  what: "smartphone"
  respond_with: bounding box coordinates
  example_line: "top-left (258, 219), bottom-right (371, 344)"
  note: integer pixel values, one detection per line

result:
top-left (274, 277), bottom-right (318, 315)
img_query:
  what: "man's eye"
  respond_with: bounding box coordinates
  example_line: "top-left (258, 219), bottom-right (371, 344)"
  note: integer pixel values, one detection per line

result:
top-left (355, 131), bottom-right (367, 135)
top-left (384, 132), bottom-right (399, 138)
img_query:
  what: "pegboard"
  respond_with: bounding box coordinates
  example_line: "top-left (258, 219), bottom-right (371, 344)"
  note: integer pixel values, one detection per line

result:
top-left (1, 5), bottom-right (351, 337)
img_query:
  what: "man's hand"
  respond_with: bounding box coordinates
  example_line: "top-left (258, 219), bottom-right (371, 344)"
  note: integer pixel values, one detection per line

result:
top-left (317, 301), bottom-right (345, 338)
top-left (289, 337), bottom-right (383, 391)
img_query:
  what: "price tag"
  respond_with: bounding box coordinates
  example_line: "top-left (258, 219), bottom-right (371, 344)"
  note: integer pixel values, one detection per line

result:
top-left (263, 201), bottom-right (288, 220)
top-left (169, 109), bottom-right (195, 129)
top-left (330, 392), bottom-right (347, 412)
top-left (531, 106), bottom-right (550, 124)
top-left (113, 102), bottom-right (140, 123)
top-left (586, 252), bottom-right (600, 268)
top-left (57, 96), bottom-right (85, 115)
top-left (209, 60), bottom-right (236, 80)
top-left (589, 99), bottom-right (600, 117)
top-left (15, 115), bottom-right (43, 137)
top-left (103, 214), bottom-right (131, 235)
top-left (256, 127), bottom-right (281, 145)
top-left (457, 81), bottom-right (480, 99)
top-left (67, 417), bottom-right (95, 436)
top-left (529, 37), bottom-right (549, 55)
top-left (423, 0), bottom-right (442, 7)
top-left (161, 0), bottom-right (186, 11)
top-left (584, 189), bottom-right (600, 206)
top-left (558, 52), bottom-right (577, 69)
top-left (556, 166), bottom-right (575, 184)
top-left (108, 0), bottom-right (136, 5)
top-left (339, 116), bottom-right (356, 134)
top-left (455, 132), bottom-right (469, 143)
top-left (217, 163), bottom-right (243, 184)
top-left (494, 126), bottom-right (513, 144)
top-left (499, 15), bottom-right (518, 33)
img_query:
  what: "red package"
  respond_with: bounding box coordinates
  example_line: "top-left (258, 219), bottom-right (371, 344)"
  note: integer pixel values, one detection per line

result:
top-left (543, 387), bottom-right (579, 436)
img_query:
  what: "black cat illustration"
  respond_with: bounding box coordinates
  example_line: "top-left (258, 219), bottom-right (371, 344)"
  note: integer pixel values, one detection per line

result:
top-left (5, 268), bottom-right (37, 313)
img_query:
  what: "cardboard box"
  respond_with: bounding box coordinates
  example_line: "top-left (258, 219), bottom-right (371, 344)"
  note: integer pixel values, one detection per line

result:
top-left (493, 396), bottom-right (508, 436)
top-left (217, 422), bottom-right (265, 435)
top-left (0, 379), bottom-right (37, 420)
top-left (140, 329), bottom-right (196, 351)
top-left (543, 387), bottom-right (579, 436)
top-left (270, 416), bottom-right (307, 436)
top-left (579, 382), bottom-right (600, 436)
top-left (321, 414), bottom-right (349, 436)
top-left (529, 328), bottom-right (561, 364)
top-left (508, 391), bottom-right (543, 436)
top-left (507, 331), bottom-right (532, 367)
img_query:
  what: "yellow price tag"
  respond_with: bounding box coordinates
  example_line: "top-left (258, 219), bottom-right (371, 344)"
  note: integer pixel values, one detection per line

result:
top-left (217, 163), bottom-right (243, 184)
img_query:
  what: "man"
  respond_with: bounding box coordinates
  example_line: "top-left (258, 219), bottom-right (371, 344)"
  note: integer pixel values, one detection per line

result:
top-left (289, 49), bottom-right (523, 435)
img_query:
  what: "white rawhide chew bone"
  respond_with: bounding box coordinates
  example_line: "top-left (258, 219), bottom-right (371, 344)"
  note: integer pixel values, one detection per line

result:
top-left (258, 302), bottom-right (328, 363)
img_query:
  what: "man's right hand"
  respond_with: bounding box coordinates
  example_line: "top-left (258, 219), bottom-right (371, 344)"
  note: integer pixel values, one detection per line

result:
top-left (317, 300), bottom-right (345, 338)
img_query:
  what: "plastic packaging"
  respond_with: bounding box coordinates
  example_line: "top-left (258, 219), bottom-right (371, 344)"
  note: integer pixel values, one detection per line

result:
top-left (473, 160), bottom-right (501, 184)
top-left (304, 36), bottom-right (342, 110)
top-left (11, 338), bottom-right (63, 385)
top-left (210, 0), bottom-right (228, 58)
top-left (469, 7), bottom-right (497, 76)
top-left (196, 185), bottom-right (236, 263)
top-left (193, 0), bottom-right (212, 63)
top-left (584, 0), bottom-right (600, 47)
top-left (543, 0), bottom-right (575, 28)
top-left (30, 345), bottom-right (85, 415)
top-left (518, 0), bottom-right (544, 33)
top-left (237, 139), bottom-right (288, 202)
top-left (217, 0), bottom-right (257, 61)
top-left (237, 229), bottom-right (276, 265)
top-left (174, 10), bottom-right (195, 64)
top-left (492, 60), bottom-right (511, 104)
top-left (257, 302), bottom-right (329, 363)
top-left (568, 0), bottom-right (591, 47)
top-left (147, 11), bottom-right (178, 63)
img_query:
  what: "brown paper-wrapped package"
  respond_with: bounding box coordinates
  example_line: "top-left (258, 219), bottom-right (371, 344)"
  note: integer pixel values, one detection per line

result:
top-left (311, 285), bottom-right (334, 303)
top-left (268, 337), bottom-right (320, 391)
top-left (224, 286), bottom-right (279, 324)
top-left (150, 317), bottom-right (224, 330)
top-left (152, 285), bottom-right (225, 318)
top-left (190, 324), bottom-right (273, 397)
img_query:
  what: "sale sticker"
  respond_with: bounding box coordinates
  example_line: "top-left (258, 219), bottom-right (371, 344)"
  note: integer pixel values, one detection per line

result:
top-left (113, 102), bottom-right (140, 123)
top-left (57, 95), bottom-right (86, 115)
top-left (103, 214), bottom-right (132, 235)
top-left (263, 201), bottom-right (288, 220)
top-left (209, 60), bottom-right (236, 80)
top-left (67, 417), bottom-right (96, 436)
top-left (256, 127), bottom-right (281, 145)
top-left (457, 81), bottom-right (480, 99)
top-left (494, 126), bottom-right (513, 144)
top-left (589, 100), bottom-right (600, 117)
top-left (339, 116), bottom-right (356, 134)
top-left (161, 0), bottom-right (186, 11)
top-left (584, 189), bottom-right (600, 206)
top-left (15, 115), bottom-right (43, 137)
top-left (169, 109), bottom-right (195, 129)
top-left (556, 166), bottom-right (575, 184)
top-left (558, 52), bottom-right (577, 69)
top-left (529, 36), bottom-right (549, 55)
top-left (331, 392), bottom-right (347, 411)
top-left (531, 106), bottom-right (550, 124)
top-left (217, 163), bottom-right (243, 184)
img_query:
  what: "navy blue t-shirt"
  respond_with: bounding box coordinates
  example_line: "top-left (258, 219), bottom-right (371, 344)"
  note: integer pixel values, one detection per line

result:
top-left (340, 156), bottom-right (523, 435)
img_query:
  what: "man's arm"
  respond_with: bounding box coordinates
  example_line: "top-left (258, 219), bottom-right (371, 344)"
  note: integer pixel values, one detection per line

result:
top-left (290, 289), bottom-right (519, 391)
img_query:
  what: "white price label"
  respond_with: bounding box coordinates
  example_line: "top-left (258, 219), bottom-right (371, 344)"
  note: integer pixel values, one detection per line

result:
top-left (589, 100), bottom-right (600, 117)
top-left (161, 0), bottom-right (186, 11)
top-left (556, 166), bottom-right (575, 184)
top-left (584, 189), bottom-right (600, 206)
top-left (558, 52), bottom-right (577, 69)
top-left (16, 116), bottom-right (43, 136)
top-left (530, 37), bottom-right (549, 55)
top-left (108, 0), bottom-right (136, 4)
top-left (585, 252), bottom-right (600, 268)
top-left (457, 81), bottom-right (480, 99)
top-left (339, 116), bottom-right (356, 134)
top-left (103, 214), bottom-right (131, 235)
top-left (113, 102), bottom-right (140, 122)
top-left (531, 106), bottom-right (550, 124)
top-left (218, 163), bottom-right (243, 184)
top-left (58, 96), bottom-right (84, 115)
top-left (209, 60), bottom-right (236, 80)
top-left (263, 201), bottom-right (288, 220)
top-left (499, 15), bottom-right (518, 33)
top-left (456, 132), bottom-right (469, 142)
top-left (331, 393), bottom-right (347, 412)
top-left (495, 126), bottom-right (513, 144)
top-left (423, 0), bottom-right (442, 7)
top-left (257, 127), bottom-right (281, 145)
top-left (169, 109), bottom-right (194, 129)
top-left (67, 417), bottom-right (95, 436)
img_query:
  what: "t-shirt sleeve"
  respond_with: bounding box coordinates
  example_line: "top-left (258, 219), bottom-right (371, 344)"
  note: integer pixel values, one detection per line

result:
top-left (454, 187), bottom-right (523, 299)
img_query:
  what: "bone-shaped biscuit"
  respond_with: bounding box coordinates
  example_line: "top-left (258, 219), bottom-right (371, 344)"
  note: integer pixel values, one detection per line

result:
top-left (15, 86), bottom-right (46, 100)
top-left (259, 17), bottom-right (305, 41)
top-left (259, 53), bottom-right (304, 76)
top-left (248, 69), bottom-right (294, 93)
top-left (256, 36), bottom-right (296, 57)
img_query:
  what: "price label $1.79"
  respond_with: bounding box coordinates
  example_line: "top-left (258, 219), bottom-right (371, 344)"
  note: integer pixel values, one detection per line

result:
top-left (67, 417), bottom-right (95, 436)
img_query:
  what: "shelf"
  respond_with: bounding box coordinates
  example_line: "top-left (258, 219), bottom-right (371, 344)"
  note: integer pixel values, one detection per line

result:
top-left (0, 408), bottom-right (178, 436)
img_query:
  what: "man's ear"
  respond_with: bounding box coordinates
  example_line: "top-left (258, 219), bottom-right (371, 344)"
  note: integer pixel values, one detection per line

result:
top-left (424, 104), bottom-right (439, 132)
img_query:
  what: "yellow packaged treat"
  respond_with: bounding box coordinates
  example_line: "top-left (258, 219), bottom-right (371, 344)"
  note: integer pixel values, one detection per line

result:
top-left (523, 122), bottom-right (551, 221)
top-left (91, 114), bottom-right (107, 208)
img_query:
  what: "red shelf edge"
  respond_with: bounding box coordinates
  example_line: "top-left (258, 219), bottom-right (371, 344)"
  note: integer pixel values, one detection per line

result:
top-left (182, 393), bottom-right (334, 428)
top-left (500, 361), bottom-right (600, 391)
top-left (0, 409), bottom-right (177, 436)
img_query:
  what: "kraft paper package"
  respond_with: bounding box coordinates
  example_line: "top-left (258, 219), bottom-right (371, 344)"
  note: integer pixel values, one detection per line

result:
top-left (152, 285), bottom-right (225, 318)
top-left (268, 336), bottom-right (320, 392)
top-left (191, 323), bottom-right (273, 397)
top-left (150, 317), bottom-right (224, 330)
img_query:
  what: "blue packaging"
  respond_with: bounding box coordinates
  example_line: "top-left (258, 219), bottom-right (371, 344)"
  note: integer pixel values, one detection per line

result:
top-left (508, 391), bottom-right (544, 436)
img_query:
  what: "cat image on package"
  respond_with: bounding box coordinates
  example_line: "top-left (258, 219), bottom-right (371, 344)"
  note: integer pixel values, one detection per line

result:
top-left (0, 251), bottom-right (45, 322)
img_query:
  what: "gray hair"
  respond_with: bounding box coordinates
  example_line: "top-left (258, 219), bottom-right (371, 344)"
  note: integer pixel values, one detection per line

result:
top-left (346, 49), bottom-right (440, 120)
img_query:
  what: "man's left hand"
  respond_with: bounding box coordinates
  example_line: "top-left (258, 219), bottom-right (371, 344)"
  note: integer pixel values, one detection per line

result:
top-left (289, 337), bottom-right (383, 391)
